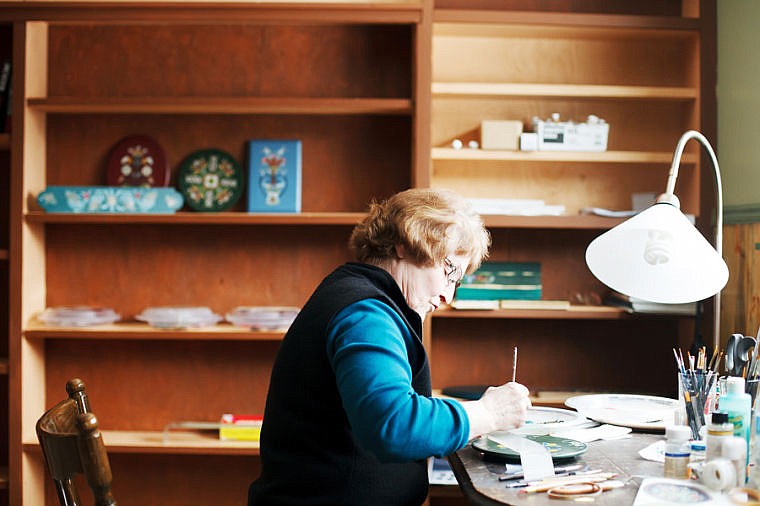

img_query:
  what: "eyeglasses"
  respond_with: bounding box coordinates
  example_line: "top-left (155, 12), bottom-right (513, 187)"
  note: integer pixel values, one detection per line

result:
top-left (444, 257), bottom-right (463, 288)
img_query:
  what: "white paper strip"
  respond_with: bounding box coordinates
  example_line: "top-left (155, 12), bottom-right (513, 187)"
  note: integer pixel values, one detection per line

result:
top-left (487, 433), bottom-right (555, 481)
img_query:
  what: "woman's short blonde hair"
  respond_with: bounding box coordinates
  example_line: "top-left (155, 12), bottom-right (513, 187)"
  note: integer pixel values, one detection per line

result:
top-left (349, 188), bottom-right (491, 273)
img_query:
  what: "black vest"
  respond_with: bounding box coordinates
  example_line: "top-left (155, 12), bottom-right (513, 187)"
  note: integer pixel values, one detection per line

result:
top-left (248, 263), bottom-right (432, 505)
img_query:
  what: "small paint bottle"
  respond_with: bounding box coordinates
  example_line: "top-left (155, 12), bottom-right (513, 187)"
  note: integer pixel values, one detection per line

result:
top-left (664, 425), bottom-right (692, 479)
top-left (722, 436), bottom-right (748, 486)
top-left (690, 439), bottom-right (706, 463)
top-left (706, 411), bottom-right (735, 462)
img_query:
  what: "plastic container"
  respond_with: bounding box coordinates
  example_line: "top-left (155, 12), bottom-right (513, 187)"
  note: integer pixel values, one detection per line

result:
top-left (706, 411), bottom-right (735, 462)
top-left (37, 306), bottom-right (120, 327)
top-left (690, 439), bottom-right (706, 463)
top-left (136, 306), bottom-right (222, 329)
top-left (225, 306), bottom-right (299, 330)
top-left (751, 411), bottom-right (760, 488)
top-left (722, 435), bottom-right (748, 486)
top-left (664, 425), bottom-right (692, 479)
top-left (719, 377), bottom-right (752, 446)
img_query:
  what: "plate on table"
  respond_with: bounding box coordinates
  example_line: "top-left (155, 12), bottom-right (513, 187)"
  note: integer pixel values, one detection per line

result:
top-left (565, 394), bottom-right (679, 430)
top-left (472, 433), bottom-right (587, 462)
top-left (509, 406), bottom-right (590, 435)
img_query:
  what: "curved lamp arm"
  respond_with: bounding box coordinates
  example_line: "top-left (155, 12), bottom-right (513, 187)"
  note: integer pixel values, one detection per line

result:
top-left (661, 130), bottom-right (723, 348)
top-left (585, 130), bottom-right (727, 349)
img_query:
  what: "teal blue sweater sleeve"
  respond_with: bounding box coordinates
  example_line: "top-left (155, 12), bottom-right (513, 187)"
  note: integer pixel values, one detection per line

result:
top-left (326, 298), bottom-right (470, 462)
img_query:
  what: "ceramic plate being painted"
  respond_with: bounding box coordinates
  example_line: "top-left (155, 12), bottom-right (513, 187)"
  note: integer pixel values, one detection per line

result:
top-left (472, 434), bottom-right (587, 462)
top-left (565, 394), bottom-right (679, 430)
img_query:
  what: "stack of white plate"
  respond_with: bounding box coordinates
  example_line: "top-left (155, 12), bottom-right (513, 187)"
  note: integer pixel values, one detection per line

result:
top-left (37, 306), bottom-right (120, 327)
top-left (136, 306), bottom-right (222, 329)
top-left (226, 306), bottom-right (299, 330)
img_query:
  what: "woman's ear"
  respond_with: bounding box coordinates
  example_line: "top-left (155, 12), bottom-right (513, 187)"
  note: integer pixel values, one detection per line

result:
top-left (394, 243), bottom-right (406, 259)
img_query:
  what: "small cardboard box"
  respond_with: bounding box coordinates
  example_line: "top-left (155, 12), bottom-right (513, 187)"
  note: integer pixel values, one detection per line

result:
top-left (219, 414), bottom-right (263, 441)
top-left (480, 120), bottom-right (523, 150)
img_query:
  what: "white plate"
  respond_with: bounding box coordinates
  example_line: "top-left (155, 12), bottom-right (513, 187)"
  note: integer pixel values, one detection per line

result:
top-left (565, 394), bottom-right (679, 430)
top-left (136, 306), bottom-right (222, 329)
top-left (37, 306), bottom-right (120, 327)
top-left (508, 406), bottom-right (589, 435)
top-left (225, 306), bottom-right (299, 330)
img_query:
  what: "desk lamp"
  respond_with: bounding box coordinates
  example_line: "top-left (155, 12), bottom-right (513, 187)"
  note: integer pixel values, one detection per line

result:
top-left (585, 130), bottom-right (729, 348)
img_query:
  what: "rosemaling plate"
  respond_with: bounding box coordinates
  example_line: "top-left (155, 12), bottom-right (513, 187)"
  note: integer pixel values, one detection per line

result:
top-left (37, 186), bottom-right (184, 213)
top-left (178, 148), bottom-right (244, 212)
top-left (472, 434), bottom-right (587, 462)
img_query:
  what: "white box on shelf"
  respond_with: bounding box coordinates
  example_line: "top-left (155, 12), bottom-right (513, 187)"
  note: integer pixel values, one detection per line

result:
top-left (520, 133), bottom-right (539, 151)
top-left (533, 114), bottom-right (609, 152)
top-left (480, 120), bottom-right (523, 150)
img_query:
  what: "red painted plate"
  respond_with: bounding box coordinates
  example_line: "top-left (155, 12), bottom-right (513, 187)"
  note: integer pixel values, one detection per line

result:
top-left (106, 135), bottom-right (170, 187)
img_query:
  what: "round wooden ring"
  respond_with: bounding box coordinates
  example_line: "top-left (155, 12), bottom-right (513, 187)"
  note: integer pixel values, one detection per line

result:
top-left (728, 487), bottom-right (760, 505)
top-left (547, 482), bottom-right (602, 500)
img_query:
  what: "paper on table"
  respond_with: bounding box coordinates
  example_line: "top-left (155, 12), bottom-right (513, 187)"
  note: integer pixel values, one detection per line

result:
top-left (487, 433), bottom-right (555, 481)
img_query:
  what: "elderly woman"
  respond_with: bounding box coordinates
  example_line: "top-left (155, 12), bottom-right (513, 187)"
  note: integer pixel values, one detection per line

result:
top-left (248, 188), bottom-right (531, 505)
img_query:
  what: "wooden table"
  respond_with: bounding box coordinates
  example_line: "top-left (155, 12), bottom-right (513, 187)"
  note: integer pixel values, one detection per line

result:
top-left (448, 432), bottom-right (665, 505)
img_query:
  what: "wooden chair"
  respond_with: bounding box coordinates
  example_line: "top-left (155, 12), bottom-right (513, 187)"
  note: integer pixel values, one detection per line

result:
top-left (36, 378), bottom-right (117, 506)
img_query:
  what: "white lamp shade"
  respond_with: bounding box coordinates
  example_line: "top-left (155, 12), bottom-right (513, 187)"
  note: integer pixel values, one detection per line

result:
top-left (585, 202), bottom-right (729, 304)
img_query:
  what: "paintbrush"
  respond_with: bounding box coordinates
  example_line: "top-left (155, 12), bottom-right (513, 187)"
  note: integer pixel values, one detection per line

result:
top-left (512, 346), bottom-right (518, 382)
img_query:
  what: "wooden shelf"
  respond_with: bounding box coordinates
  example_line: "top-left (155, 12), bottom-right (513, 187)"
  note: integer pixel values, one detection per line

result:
top-left (24, 321), bottom-right (286, 341)
top-left (433, 305), bottom-right (632, 320)
top-left (27, 96), bottom-right (413, 115)
top-left (433, 10), bottom-right (703, 30)
top-left (25, 211), bottom-right (365, 225)
top-left (0, 133), bottom-right (8, 151)
top-left (0, 248), bottom-right (7, 260)
top-left (24, 430), bottom-right (260, 456)
top-left (432, 148), bottom-right (698, 164)
top-left (433, 306), bottom-right (695, 320)
top-left (481, 214), bottom-right (625, 230)
top-left (432, 82), bottom-right (697, 100)
top-left (0, 358), bottom-right (7, 375)
top-left (0, 466), bottom-right (7, 489)
top-left (24, 211), bottom-right (628, 230)
top-left (0, 2), bottom-right (423, 24)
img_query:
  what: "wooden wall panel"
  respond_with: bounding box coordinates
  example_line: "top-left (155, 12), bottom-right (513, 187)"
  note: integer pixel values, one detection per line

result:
top-left (45, 114), bottom-right (412, 213)
top-left (48, 24), bottom-right (412, 99)
top-left (721, 223), bottom-right (760, 341)
top-left (430, 317), bottom-right (684, 397)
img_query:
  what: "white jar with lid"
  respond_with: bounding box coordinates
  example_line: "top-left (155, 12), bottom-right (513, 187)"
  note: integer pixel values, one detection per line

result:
top-left (664, 425), bottom-right (692, 479)
top-left (722, 435), bottom-right (747, 486)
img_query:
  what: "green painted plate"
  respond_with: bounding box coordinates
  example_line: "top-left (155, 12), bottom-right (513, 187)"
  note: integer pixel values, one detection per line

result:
top-left (471, 433), bottom-right (587, 462)
top-left (178, 148), bottom-right (244, 212)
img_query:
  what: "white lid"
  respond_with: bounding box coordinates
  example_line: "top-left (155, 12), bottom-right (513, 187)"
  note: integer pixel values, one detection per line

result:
top-left (726, 376), bottom-right (746, 395)
top-left (721, 436), bottom-right (747, 459)
top-left (665, 424), bottom-right (692, 441)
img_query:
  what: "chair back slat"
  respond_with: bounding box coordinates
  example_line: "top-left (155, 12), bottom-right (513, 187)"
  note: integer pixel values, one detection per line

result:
top-left (36, 379), bottom-right (117, 506)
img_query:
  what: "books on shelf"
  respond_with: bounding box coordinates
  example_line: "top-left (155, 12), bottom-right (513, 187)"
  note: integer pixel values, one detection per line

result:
top-left (500, 299), bottom-right (570, 310)
top-left (468, 197), bottom-right (565, 216)
top-left (455, 261), bottom-right (541, 301)
top-left (247, 139), bottom-right (302, 213)
top-left (603, 291), bottom-right (697, 315)
top-left (450, 299), bottom-right (500, 310)
top-left (219, 414), bottom-right (263, 442)
top-left (449, 299), bottom-right (570, 311)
